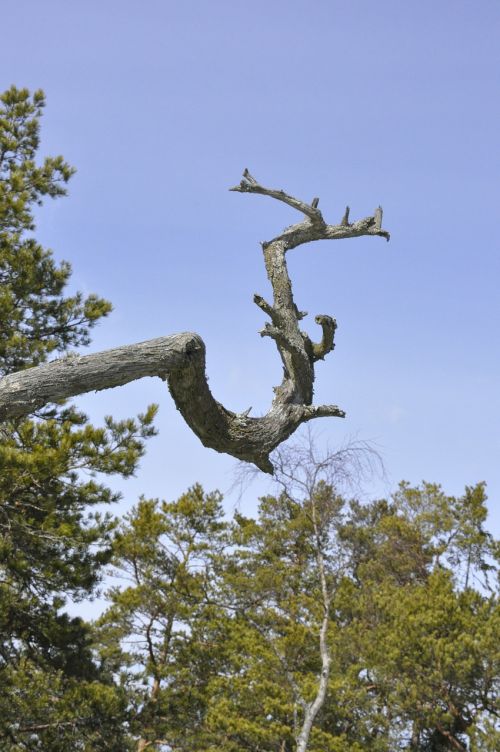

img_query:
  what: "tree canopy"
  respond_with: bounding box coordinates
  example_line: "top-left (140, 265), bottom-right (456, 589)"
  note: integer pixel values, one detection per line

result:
top-left (97, 473), bottom-right (499, 751)
top-left (0, 86), bottom-right (498, 752)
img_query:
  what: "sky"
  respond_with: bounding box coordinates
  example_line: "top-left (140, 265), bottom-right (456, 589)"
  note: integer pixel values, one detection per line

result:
top-left (2, 1), bottom-right (499, 538)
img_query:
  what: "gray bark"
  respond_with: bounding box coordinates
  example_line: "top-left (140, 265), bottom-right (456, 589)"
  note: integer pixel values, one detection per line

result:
top-left (0, 171), bottom-right (389, 473)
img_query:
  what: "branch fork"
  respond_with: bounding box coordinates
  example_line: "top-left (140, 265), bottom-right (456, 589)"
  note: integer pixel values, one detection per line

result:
top-left (0, 171), bottom-right (389, 473)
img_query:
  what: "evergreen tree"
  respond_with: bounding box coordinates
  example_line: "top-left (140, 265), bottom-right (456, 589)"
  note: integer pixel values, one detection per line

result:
top-left (0, 86), bottom-right (110, 372)
top-left (3, 85), bottom-right (497, 752)
top-left (0, 86), bottom-right (156, 750)
top-left (97, 485), bottom-right (228, 751)
top-left (99, 477), bottom-right (499, 751)
top-left (338, 482), bottom-right (500, 751)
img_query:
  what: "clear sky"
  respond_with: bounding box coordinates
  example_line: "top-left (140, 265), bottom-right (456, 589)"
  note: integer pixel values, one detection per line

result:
top-left (2, 1), bottom-right (499, 533)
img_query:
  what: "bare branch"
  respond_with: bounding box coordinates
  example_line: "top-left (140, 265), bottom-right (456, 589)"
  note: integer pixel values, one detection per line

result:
top-left (0, 335), bottom-right (193, 421)
top-left (271, 428), bottom-right (386, 501)
top-left (253, 293), bottom-right (276, 321)
top-left (231, 170), bottom-right (390, 247)
top-left (16, 721), bottom-right (79, 734)
top-left (312, 315), bottom-right (337, 361)
top-left (229, 168), bottom-right (324, 223)
top-left (0, 171), bottom-right (389, 474)
top-left (300, 404), bottom-right (346, 420)
top-left (232, 170), bottom-right (389, 424)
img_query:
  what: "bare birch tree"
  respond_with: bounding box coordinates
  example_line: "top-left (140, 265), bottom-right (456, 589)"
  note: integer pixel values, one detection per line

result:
top-left (270, 435), bottom-right (383, 752)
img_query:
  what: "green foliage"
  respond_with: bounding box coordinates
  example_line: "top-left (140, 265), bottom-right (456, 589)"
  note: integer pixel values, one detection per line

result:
top-left (0, 654), bottom-right (132, 751)
top-left (1, 84), bottom-right (498, 752)
top-left (0, 86), bottom-right (157, 750)
top-left (98, 480), bottom-right (499, 751)
top-left (98, 485), bottom-right (228, 751)
top-left (336, 482), bottom-right (500, 751)
top-left (0, 86), bottom-right (111, 374)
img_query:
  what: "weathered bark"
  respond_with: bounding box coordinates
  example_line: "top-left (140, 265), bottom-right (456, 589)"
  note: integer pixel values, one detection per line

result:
top-left (0, 171), bottom-right (389, 473)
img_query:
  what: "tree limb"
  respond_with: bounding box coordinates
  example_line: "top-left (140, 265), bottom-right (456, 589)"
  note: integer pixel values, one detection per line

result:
top-left (229, 168), bottom-right (324, 222)
top-left (0, 171), bottom-right (389, 473)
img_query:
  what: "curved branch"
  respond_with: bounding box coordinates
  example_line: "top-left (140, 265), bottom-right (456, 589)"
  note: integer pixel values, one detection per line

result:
top-left (0, 171), bottom-right (389, 473)
top-left (0, 336), bottom-right (194, 420)
top-left (312, 315), bottom-right (337, 361)
top-left (0, 333), bottom-right (340, 473)
top-left (235, 170), bottom-right (389, 411)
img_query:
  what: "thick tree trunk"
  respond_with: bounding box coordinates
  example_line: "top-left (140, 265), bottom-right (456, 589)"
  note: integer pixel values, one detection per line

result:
top-left (0, 172), bottom-right (389, 472)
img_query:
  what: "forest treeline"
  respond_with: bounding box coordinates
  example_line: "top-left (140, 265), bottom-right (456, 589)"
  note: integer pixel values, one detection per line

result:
top-left (0, 87), bottom-right (498, 751)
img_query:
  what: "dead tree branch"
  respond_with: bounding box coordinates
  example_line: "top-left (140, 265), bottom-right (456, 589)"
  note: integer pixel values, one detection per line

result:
top-left (0, 171), bottom-right (389, 473)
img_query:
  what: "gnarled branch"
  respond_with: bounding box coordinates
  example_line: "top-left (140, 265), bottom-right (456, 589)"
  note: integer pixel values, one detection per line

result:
top-left (0, 171), bottom-right (389, 473)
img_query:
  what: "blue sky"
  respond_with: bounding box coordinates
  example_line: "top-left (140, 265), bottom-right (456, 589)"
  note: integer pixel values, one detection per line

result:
top-left (2, 1), bottom-right (499, 532)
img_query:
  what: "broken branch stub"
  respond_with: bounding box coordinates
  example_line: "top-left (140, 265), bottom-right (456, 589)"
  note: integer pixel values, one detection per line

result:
top-left (0, 171), bottom-right (389, 473)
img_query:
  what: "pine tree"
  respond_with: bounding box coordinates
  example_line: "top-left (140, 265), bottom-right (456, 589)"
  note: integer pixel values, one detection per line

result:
top-left (339, 482), bottom-right (500, 751)
top-left (97, 485), bottom-right (228, 751)
top-left (0, 86), bottom-right (156, 751)
top-left (98, 477), bottom-right (499, 751)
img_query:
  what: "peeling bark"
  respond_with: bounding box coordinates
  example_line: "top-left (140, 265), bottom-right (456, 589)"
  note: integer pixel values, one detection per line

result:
top-left (0, 171), bottom-right (389, 472)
